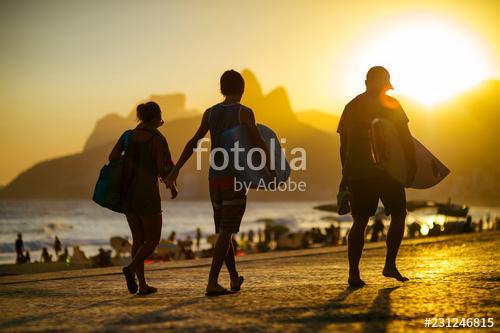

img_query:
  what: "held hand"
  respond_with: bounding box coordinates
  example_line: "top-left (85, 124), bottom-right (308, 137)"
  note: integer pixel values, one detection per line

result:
top-left (164, 169), bottom-right (179, 188)
top-left (166, 182), bottom-right (178, 199)
top-left (337, 189), bottom-right (351, 215)
top-left (336, 176), bottom-right (351, 215)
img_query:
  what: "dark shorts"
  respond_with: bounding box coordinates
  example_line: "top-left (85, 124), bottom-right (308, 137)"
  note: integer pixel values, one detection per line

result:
top-left (209, 177), bottom-right (247, 234)
top-left (349, 174), bottom-right (406, 217)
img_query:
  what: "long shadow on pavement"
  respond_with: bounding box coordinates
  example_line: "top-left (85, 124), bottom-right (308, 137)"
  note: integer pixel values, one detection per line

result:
top-left (272, 285), bottom-right (402, 332)
top-left (99, 297), bottom-right (203, 330)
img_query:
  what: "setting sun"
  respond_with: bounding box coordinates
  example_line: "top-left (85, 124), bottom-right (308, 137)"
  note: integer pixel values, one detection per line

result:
top-left (350, 15), bottom-right (494, 106)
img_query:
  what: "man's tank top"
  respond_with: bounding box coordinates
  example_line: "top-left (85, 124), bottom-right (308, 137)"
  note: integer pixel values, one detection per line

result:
top-left (208, 103), bottom-right (246, 179)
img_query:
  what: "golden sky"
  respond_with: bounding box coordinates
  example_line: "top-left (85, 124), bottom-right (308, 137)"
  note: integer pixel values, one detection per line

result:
top-left (0, 0), bottom-right (499, 185)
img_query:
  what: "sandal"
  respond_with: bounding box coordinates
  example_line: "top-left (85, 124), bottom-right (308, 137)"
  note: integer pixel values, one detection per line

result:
top-left (137, 285), bottom-right (158, 296)
top-left (122, 267), bottom-right (138, 294)
top-left (205, 285), bottom-right (233, 297)
top-left (205, 288), bottom-right (234, 297)
top-left (230, 276), bottom-right (244, 292)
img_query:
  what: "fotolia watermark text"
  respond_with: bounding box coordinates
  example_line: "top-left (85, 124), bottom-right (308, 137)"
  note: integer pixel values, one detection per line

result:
top-left (194, 138), bottom-right (306, 171)
top-left (193, 138), bottom-right (307, 192)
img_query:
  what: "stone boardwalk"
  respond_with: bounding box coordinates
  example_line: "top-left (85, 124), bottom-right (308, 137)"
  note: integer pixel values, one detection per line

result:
top-left (0, 232), bottom-right (499, 332)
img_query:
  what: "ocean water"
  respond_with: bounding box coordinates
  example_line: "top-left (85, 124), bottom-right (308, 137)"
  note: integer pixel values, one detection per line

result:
top-left (0, 200), bottom-right (333, 264)
top-left (0, 200), bottom-right (498, 264)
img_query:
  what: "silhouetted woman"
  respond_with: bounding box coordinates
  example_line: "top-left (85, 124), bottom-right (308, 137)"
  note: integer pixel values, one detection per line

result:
top-left (109, 101), bottom-right (176, 295)
top-left (40, 247), bottom-right (52, 263)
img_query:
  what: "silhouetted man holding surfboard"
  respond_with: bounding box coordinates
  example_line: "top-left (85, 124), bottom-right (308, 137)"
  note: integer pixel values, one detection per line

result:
top-left (166, 70), bottom-right (276, 296)
top-left (337, 66), bottom-right (416, 287)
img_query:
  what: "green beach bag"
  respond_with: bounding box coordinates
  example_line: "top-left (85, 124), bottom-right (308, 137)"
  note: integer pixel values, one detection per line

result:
top-left (92, 130), bottom-right (132, 213)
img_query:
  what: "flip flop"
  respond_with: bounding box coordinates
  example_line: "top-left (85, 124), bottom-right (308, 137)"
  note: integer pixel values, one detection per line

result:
top-left (137, 286), bottom-right (157, 296)
top-left (230, 276), bottom-right (244, 292)
top-left (205, 288), bottom-right (235, 297)
top-left (122, 267), bottom-right (138, 294)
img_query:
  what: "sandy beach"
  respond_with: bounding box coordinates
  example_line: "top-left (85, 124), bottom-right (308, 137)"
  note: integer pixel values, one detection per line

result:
top-left (1, 231), bottom-right (498, 332)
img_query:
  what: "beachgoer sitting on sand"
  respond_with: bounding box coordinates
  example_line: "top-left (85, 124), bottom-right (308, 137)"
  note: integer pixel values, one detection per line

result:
top-left (110, 237), bottom-right (132, 259)
top-left (91, 248), bottom-right (113, 267)
top-left (58, 247), bottom-right (69, 262)
top-left (71, 246), bottom-right (89, 264)
top-left (370, 217), bottom-right (385, 242)
top-left (40, 247), bottom-right (52, 263)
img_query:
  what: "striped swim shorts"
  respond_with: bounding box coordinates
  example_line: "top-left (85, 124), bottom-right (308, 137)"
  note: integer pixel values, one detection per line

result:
top-left (209, 177), bottom-right (247, 234)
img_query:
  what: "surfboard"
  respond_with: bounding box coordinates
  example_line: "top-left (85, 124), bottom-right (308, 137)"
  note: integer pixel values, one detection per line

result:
top-left (221, 124), bottom-right (291, 188)
top-left (370, 118), bottom-right (450, 189)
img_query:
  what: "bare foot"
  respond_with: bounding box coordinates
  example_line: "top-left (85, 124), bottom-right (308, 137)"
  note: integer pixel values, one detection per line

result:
top-left (383, 266), bottom-right (409, 282)
top-left (348, 275), bottom-right (366, 288)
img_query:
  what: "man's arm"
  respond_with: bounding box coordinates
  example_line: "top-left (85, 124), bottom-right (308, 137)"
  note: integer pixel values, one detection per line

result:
top-left (339, 132), bottom-right (349, 190)
top-left (165, 110), bottom-right (210, 184)
top-left (337, 107), bottom-right (349, 191)
top-left (393, 102), bottom-right (416, 187)
top-left (152, 135), bottom-right (178, 198)
top-left (399, 122), bottom-right (416, 187)
top-left (240, 108), bottom-right (276, 178)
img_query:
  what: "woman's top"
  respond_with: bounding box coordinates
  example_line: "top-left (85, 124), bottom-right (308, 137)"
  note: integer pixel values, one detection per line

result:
top-left (121, 126), bottom-right (173, 216)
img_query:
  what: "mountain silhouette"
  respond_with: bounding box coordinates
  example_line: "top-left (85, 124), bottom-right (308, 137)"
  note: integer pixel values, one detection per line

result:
top-left (84, 93), bottom-right (198, 151)
top-left (296, 110), bottom-right (340, 133)
top-left (0, 70), bottom-right (339, 201)
top-left (1, 73), bottom-right (499, 205)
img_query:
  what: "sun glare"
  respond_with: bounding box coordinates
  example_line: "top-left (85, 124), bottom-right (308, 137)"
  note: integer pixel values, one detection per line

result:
top-left (350, 15), bottom-right (494, 107)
